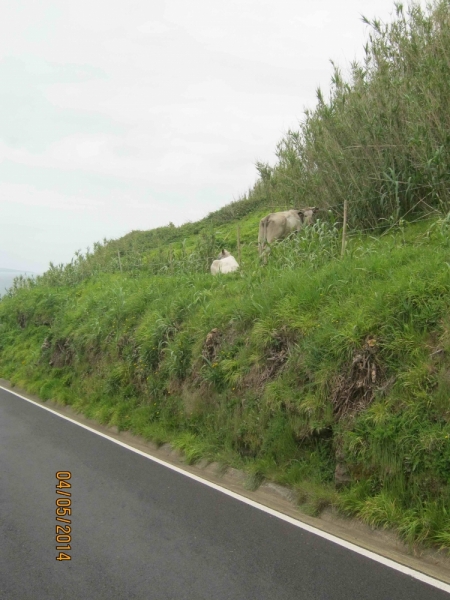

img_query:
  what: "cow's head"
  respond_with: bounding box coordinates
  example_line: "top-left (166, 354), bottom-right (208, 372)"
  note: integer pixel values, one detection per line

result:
top-left (302, 206), bottom-right (319, 224)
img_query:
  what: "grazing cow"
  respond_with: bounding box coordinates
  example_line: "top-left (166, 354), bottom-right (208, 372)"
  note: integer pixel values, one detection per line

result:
top-left (258, 207), bottom-right (318, 254)
top-left (301, 206), bottom-right (319, 225)
top-left (210, 250), bottom-right (239, 275)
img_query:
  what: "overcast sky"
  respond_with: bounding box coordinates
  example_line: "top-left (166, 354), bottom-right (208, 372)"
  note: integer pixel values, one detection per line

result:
top-left (1, 0), bottom-right (420, 273)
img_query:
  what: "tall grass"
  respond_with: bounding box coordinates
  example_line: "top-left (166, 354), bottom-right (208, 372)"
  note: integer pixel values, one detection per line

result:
top-left (261, 1), bottom-right (450, 226)
top-left (2, 219), bottom-right (450, 548)
top-left (2, 1), bottom-right (450, 551)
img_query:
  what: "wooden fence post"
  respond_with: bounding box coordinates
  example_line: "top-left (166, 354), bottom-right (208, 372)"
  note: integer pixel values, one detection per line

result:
top-left (237, 225), bottom-right (242, 266)
top-left (341, 199), bottom-right (348, 258)
top-left (117, 251), bottom-right (123, 273)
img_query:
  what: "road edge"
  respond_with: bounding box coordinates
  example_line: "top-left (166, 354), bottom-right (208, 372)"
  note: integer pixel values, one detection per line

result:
top-left (1, 378), bottom-right (450, 591)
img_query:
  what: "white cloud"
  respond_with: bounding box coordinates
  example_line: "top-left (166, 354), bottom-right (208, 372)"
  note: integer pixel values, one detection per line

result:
top-left (137, 21), bottom-right (174, 35)
top-left (296, 10), bottom-right (330, 30)
top-left (75, 137), bottom-right (108, 159)
top-left (1, 184), bottom-right (105, 211)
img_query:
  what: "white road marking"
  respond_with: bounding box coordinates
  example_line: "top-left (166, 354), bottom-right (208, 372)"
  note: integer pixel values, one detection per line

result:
top-left (2, 384), bottom-right (450, 594)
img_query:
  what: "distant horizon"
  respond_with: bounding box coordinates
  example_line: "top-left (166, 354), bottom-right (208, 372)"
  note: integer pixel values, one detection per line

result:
top-left (0, 269), bottom-right (38, 297)
top-left (0, 267), bottom-right (37, 273)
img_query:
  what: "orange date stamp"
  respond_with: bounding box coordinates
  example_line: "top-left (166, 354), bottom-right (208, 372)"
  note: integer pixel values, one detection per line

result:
top-left (55, 471), bottom-right (72, 561)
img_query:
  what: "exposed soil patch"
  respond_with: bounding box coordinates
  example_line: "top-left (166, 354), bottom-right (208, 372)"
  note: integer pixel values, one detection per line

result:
top-left (243, 326), bottom-right (293, 389)
top-left (17, 311), bottom-right (27, 329)
top-left (260, 345), bottom-right (289, 383)
top-left (48, 338), bottom-right (74, 368)
top-left (202, 328), bottom-right (222, 362)
top-left (331, 336), bottom-right (384, 420)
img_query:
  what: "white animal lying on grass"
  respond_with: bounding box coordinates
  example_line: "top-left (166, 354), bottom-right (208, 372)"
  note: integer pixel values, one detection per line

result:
top-left (210, 250), bottom-right (239, 275)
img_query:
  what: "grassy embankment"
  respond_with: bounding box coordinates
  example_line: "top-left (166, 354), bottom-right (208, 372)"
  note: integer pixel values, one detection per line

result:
top-left (1, 1), bottom-right (450, 550)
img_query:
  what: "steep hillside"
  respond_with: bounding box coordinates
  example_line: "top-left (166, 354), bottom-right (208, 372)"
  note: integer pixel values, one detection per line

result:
top-left (2, 217), bottom-right (450, 549)
top-left (2, 1), bottom-right (450, 551)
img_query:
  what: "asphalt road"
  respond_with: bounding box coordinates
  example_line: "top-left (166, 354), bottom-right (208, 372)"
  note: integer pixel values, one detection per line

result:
top-left (1, 386), bottom-right (449, 600)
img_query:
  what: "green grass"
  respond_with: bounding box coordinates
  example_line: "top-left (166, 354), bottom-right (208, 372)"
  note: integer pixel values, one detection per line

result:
top-left (3, 0), bottom-right (450, 552)
top-left (2, 218), bottom-right (450, 549)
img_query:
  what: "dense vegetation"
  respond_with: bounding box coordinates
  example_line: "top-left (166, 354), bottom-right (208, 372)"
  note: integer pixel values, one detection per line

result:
top-left (2, 1), bottom-right (450, 550)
